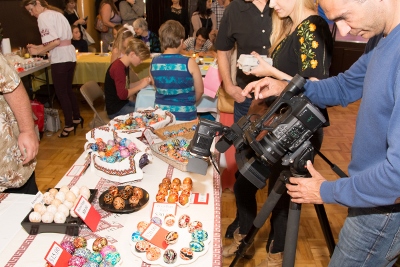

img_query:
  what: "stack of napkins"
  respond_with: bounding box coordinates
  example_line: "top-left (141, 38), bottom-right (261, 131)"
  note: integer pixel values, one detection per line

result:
top-left (237, 54), bottom-right (273, 73)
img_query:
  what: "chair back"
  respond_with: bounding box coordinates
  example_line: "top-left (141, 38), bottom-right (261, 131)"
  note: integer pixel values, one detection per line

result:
top-left (80, 81), bottom-right (110, 128)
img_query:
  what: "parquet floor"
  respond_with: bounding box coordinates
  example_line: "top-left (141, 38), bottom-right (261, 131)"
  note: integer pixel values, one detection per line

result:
top-left (35, 89), bottom-right (359, 267)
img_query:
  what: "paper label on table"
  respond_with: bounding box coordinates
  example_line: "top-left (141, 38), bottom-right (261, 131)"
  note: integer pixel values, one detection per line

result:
top-left (44, 242), bottom-right (72, 267)
top-left (74, 196), bottom-right (101, 232)
top-left (151, 202), bottom-right (177, 219)
top-left (141, 223), bottom-right (169, 249)
top-left (66, 165), bottom-right (85, 177)
top-left (143, 128), bottom-right (155, 145)
top-left (30, 191), bottom-right (44, 208)
top-left (190, 193), bottom-right (209, 205)
top-left (203, 64), bottom-right (221, 98)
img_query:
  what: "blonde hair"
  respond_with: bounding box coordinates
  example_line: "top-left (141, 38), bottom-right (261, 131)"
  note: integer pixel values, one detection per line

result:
top-left (269, 0), bottom-right (316, 56)
top-left (124, 38), bottom-right (151, 60)
top-left (112, 27), bottom-right (134, 53)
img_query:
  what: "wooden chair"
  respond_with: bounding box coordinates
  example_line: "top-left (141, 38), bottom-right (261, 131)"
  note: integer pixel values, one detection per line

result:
top-left (80, 81), bottom-right (110, 128)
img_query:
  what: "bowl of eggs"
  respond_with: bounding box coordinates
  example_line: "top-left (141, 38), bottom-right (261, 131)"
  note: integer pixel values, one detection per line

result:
top-left (85, 128), bottom-right (153, 183)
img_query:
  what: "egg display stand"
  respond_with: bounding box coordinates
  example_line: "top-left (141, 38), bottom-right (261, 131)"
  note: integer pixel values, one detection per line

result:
top-left (21, 189), bottom-right (98, 236)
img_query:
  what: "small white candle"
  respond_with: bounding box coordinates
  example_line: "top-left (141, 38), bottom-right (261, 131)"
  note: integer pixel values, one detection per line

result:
top-left (100, 41), bottom-right (103, 54)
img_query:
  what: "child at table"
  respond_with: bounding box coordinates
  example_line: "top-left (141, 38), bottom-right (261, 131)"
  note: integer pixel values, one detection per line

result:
top-left (110, 26), bottom-right (134, 63)
top-left (104, 38), bottom-right (151, 119)
top-left (150, 20), bottom-right (203, 121)
top-left (71, 25), bottom-right (88, 52)
top-left (108, 24), bottom-right (123, 52)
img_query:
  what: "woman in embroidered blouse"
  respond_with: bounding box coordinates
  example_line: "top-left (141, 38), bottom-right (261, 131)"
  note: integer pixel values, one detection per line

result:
top-left (191, 0), bottom-right (217, 37)
top-left (23, 0), bottom-right (82, 138)
top-left (99, 0), bottom-right (121, 53)
top-left (163, 0), bottom-right (190, 38)
top-left (228, 0), bottom-right (333, 266)
top-left (133, 18), bottom-right (161, 53)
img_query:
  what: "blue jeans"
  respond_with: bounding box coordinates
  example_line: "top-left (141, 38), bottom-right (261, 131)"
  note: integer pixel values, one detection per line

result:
top-left (330, 205), bottom-right (400, 267)
top-left (108, 101), bottom-right (136, 119)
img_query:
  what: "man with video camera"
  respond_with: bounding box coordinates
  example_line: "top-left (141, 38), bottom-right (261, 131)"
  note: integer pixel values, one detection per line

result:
top-left (242, 0), bottom-right (400, 266)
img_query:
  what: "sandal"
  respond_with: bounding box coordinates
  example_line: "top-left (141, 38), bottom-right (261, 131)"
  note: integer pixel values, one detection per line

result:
top-left (58, 126), bottom-right (76, 138)
top-left (73, 116), bottom-right (84, 129)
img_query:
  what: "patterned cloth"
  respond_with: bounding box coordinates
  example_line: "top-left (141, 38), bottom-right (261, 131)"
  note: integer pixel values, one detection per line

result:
top-left (0, 54), bottom-right (36, 192)
top-left (136, 31), bottom-right (161, 53)
top-left (184, 37), bottom-right (213, 53)
top-left (150, 54), bottom-right (197, 121)
top-left (211, 1), bottom-right (225, 30)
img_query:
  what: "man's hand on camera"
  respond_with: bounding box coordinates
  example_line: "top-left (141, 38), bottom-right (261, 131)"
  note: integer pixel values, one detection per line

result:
top-left (242, 77), bottom-right (287, 100)
top-left (286, 160), bottom-right (326, 204)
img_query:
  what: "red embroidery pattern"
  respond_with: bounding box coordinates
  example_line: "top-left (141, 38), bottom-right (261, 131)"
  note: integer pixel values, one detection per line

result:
top-left (4, 235), bottom-right (37, 267)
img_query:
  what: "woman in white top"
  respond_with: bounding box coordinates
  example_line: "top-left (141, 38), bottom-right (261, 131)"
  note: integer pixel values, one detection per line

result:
top-left (23, 0), bottom-right (82, 138)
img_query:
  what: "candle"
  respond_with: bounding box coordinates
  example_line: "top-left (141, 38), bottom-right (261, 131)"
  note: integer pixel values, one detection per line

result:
top-left (100, 41), bottom-right (103, 55)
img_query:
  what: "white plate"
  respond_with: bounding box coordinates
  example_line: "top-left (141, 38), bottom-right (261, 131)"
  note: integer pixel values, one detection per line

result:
top-left (130, 220), bottom-right (210, 267)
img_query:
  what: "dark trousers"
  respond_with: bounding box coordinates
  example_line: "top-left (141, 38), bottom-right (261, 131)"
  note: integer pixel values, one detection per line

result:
top-left (234, 127), bottom-right (324, 253)
top-left (51, 61), bottom-right (80, 126)
top-left (3, 171), bottom-right (38, 195)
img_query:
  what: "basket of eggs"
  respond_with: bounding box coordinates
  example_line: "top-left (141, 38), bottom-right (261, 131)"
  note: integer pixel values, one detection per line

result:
top-left (109, 108), bottom-right (176, 137)
top-left (84, 127), bottom-right (153, 183)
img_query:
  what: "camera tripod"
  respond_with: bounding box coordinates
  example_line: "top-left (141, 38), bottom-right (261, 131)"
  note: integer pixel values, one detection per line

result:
top-left (230, 144), bottom-right (348, 267)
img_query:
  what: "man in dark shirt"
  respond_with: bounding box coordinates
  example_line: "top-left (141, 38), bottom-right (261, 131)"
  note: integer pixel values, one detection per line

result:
top-left (214, 0), bottom-right (272, 258)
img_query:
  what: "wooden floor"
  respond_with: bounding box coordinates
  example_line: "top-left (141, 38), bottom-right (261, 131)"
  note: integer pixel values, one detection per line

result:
top-left (35, 89), bottom-right (359, 267)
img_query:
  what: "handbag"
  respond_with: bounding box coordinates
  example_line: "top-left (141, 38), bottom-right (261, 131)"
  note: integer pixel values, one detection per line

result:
top-left (95, 14), bottom-right (109, 33)
top-left (30, 99), bottom-right (45, 133)
top-left (44, 108), bottom-right (61, 132)
top-left (74, 10), bottom-right (95, 45)
top-left (217, 46), bottom-right (237, 114)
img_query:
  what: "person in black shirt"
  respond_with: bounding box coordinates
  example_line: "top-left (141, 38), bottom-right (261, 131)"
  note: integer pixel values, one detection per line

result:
top-left (163, 0), bottom-right (190, 38)
top-left (71, 25), bottom-right (88, 52)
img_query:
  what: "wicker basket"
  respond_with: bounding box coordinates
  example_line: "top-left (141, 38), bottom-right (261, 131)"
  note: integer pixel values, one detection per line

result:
top-left (150, 137), bottom-right (191, 172)
top-left (153, 119), bottom-right (199, 141)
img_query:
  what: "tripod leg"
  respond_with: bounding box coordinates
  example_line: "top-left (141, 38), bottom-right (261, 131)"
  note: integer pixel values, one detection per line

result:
top-left (229, 171), bottom-right (290, 267)
top-left (282, 202), bottom-right (301, 267)
top-left (314, 204), bottom-right (336, 256)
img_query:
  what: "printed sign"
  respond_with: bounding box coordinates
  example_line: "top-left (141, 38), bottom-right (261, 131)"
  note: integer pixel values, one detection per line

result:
top-left (74, 196), bottom-right (101, 232)
top-left (44, 242), bottom-right (72, 267)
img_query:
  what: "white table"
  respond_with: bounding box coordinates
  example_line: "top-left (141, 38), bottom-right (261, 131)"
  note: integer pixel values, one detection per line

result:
top-left (0, 135), bottom-right (222, 267)
top-left (135, 85), bottom-right (218, 114)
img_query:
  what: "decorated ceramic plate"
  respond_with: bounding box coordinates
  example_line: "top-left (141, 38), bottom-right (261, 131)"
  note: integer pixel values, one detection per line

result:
top-left (129, 217), bottom-right (211, 267)
top-left (98, 186), bottom-right (149, 214)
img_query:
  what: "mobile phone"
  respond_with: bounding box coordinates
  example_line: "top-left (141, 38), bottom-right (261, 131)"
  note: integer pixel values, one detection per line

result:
top-left (84, 16), bottom-right (88, 21)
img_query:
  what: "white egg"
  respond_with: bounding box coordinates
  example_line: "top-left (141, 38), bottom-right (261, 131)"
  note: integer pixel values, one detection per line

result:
top-left (63, 200), bottom-right (74, 210)
top-left (70, 209), bottom-right (78, 218)
top-left (58, 204), bottom-right (70, 217)
top-left (51, 198), bottom-right (62, 207)
top-left (46, 204), bottom-right (58, 215)
top-left (29, 211), bottom-right (42, 222)
top-left (59, 185), bottom-right (70, 194)
top-left (69, 185), bottom-right (80, 197)
top-left (41, 211), bottom-right (54, 223)
top-left (79, 186), bottom-right (90, 195)
top-left (48, 188), bottom-right (59, 196)
top-left (43, 192), bottom-right (54, 205)
top-left (65, 191), bottom-right (77, 202)
top-left (55, 191), bottom-right (65, 203)
top-left (54, 211), bottom-right (66, 223)
top-left (34, 203), bottom-right (46, 215)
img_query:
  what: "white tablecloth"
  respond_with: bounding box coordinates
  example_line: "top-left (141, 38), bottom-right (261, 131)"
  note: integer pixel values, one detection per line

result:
top-left (0, 139), bottom-right (222, 267)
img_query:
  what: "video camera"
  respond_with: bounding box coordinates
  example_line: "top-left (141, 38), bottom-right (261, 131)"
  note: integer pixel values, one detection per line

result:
top-left (187, 75), bottom-right (326, 188)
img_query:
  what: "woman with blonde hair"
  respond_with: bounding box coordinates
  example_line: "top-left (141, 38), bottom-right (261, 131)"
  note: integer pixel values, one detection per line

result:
top-left (223, 0), bottom-right (333, 266)
top-left (104, 38), bottom-right (151, 119)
